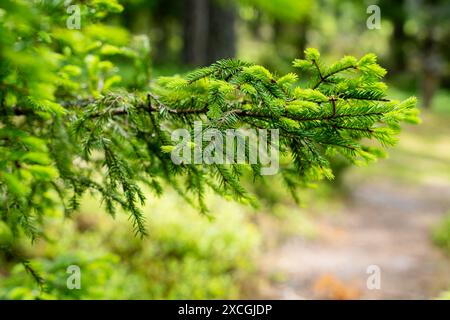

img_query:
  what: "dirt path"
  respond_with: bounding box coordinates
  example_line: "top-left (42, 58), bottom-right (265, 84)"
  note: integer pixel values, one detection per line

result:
top-left (260, 180), bottom-right (450, 299)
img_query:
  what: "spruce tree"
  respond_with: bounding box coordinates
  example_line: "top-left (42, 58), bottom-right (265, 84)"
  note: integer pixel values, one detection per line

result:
top-left (0, 0), bottom-right (419, 250)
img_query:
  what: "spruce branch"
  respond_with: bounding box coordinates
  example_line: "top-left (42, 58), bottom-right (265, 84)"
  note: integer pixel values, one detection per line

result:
top-left (0, 48), bottom-right (419, 241)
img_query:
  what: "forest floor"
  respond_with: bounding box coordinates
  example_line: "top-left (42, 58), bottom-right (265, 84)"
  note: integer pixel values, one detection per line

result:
top-left (257, 111), bottom-right (450, 299)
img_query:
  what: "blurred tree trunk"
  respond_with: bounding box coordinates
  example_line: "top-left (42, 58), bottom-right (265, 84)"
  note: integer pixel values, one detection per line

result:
top-left (273, 19), bottom-right (309, 59)
top-left (380, 0), bottom-right (408, 74)
top-left (418, 0), bottom-right (449, 108)
top-left (390, 17), bottom-right (407, 73)
top-left (153, 5), bottom-right (172, 65)
top-left (207, 0), bottom-right (236, 64)
top-left (295, 19), bottom-right (309, 59)
top-left (182, 0), bottom-right (236, 66)
top-left (182, 0), bottom-right (209, 65)
top-left (420, 31), bottom-right (442, 109)
top-left (272, 19), bottom-right (286, 59)
top-left (123, 0), bottom-right (182, 65)
top-left (248, 9), bottom-right (263, 39)
top-left (421, 69), bottom-right (439, 109)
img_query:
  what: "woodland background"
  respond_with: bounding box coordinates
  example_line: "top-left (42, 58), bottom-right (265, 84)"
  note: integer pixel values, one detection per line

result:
top-left (0, 0), bottom-right (449, 299)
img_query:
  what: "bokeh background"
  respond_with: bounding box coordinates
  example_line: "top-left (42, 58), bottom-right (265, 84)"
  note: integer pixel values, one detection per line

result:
top-left (1, 0), bottom-right (449, 299)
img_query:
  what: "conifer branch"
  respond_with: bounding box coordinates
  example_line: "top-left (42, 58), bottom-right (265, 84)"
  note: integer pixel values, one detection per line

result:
top-left (0, 47), bottom-right (419, 241)
top-left (313, 65), bottom-right (357, 89)
top-left (312, 59), bottom-right (324, 82)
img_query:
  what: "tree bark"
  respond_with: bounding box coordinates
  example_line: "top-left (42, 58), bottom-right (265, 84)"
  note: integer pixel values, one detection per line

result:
top-left (390, 18), bottom-right (407, 73)
top-left (182, 0), bottom-right (209, 66)
top-left (182, 0), bottom-right (237, 66)
top-left (420, 31), bottom-right (442, 109)
top-left (207, 0), bottom-right (237, 64)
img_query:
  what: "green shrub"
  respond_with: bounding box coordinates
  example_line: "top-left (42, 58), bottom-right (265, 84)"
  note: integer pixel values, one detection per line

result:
top-left (432, 213), bottom-right (450, 300)
top-left (438, 291), bottom-right (450, 300)
top-left (432, 213), bottom-right (450, 254)
top-left (0, 193), bottom-right (260, 299)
